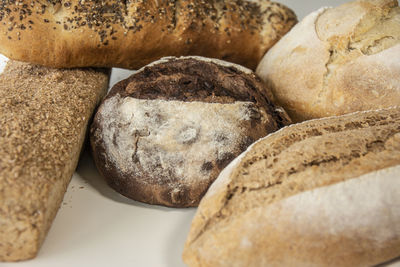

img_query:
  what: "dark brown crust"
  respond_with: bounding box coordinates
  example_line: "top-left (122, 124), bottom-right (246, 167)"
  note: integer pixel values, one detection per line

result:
top-left (108, 57), bottom-right (290, 128)
top-left (90, 57), bottom-right (291, 207)
top-left (90, 136), bottom-right (210, 207)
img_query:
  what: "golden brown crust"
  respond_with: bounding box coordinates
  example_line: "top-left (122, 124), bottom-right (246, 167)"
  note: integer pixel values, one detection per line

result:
top-left (183, 107), bottom-right (400, 267)
top-left (0, 60), bottom-right (109, 262)
top-left (256, 0), bottom-right (400, 122)
top-left (0, 0), bottom-right (297, 70)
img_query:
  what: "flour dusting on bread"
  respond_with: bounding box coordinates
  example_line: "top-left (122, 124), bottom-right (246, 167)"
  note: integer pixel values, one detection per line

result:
top-left (256, 0), bottom-right (400, 121)
top-left (283, 165), bottom-right (400, 240)
top-left (183, 107), bottom-right (400, 267)
top-left (0, 54), bottom-right (9, 75)
top-left (97, 94), bottom-right (265, 183)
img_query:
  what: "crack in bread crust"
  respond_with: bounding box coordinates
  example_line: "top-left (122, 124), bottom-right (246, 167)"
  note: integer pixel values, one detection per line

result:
top-left (256, 0), bottom-right (400, 122)
top-left (316, 0), bottom-right (400, 103)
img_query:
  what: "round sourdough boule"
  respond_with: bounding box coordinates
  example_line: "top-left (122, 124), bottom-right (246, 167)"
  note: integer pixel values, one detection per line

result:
top-left (256, 0), bottom-right (400, 122)
top-left (183, 106), bottom-right (400, 267)
top-left (90, 56), bottom-right (290, 208)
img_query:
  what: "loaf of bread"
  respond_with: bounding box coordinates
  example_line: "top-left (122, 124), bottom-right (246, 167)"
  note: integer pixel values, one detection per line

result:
top-left (0, 57), bottom-right (109, 261)
top-left (256, 0), bottom-right (400, 122)
top-left (90, 56), bottom-right (290, 207)
top-left (183, 107), bottom-right (400, 267)
top-left (0, 0), bottom-right (296, 70)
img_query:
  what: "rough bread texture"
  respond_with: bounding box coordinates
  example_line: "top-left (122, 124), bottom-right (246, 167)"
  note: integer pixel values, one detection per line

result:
top-left (90, 56), bottom-right (290, 207)
top-left (183, 107), bottom-right (400, 267)
top-left (0, 0), bottom-right (296, 70)
top-left (0, 60), bottom-right (109, 261)
top-left (256, 0), bottom-right (400, 122)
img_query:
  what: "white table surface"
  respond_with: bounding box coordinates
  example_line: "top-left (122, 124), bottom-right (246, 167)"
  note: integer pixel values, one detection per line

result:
top-left (2, 1), bottom-right (399, 266)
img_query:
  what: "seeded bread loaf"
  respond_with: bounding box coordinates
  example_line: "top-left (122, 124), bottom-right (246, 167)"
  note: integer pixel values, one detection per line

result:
top-left (256, 0), bottom-right (400, 122)
top-left (0, 57), bottom-right (109, 261)
top-left (0, 0), bottom-right (296, 70)
top-left (90, 56), bottom-right (290, 208)
top-left (183, 107), bottom-right (400, 267)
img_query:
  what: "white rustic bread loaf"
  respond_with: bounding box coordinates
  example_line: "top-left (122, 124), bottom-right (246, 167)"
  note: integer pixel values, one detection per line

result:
top-left (0, 57), bottom-right (109, 261)
top-left (256, 0), bottom-right (400, 122)
top-left (0, 0), bottom-right (296, 70)
top-left (183, 107), bottom-right (400, 267)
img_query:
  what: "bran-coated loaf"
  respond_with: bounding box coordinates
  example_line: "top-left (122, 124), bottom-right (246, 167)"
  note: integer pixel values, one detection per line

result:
top-left (0, 58), bottom-right (109, 261)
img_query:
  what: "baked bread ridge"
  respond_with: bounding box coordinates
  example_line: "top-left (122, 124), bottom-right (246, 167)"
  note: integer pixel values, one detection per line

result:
top-left (90, 56), bottom-right (290, 207)
top-left (0, 58), bottom-right (109, 261)
top-left (256, 0), bottom-right (400, 122)
top-left (183, 106), bottom-right (400, 267)
top-left (0, 0), bottom-right (297, 70)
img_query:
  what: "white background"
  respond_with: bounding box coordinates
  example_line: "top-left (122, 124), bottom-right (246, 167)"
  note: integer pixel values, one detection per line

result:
top-left (1, 1), bottom-right (399, 267)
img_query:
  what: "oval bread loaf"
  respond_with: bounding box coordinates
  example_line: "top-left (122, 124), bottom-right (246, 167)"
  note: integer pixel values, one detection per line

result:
top-left (256, 0), bottom-right (400, 122)
top-left (183, 106), bottom-right (400, 267)
top-left (0, 0), bottom-right (296, 70)
top-left (90, 56), bottom-right (290, 207)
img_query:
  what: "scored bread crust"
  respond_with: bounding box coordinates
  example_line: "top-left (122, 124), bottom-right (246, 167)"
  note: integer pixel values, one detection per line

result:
top-left (256, 0), bottom-right (400, 122)
top-left (183, 106), bottom-right (400, 267)
top-left (0, 59), bottom-right (109, 261)
top-left (0, 0), bottom-right (297, 70)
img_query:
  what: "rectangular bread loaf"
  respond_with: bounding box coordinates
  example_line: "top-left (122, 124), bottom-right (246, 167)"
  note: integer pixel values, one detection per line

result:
top-left (0, 58), bottom-right (109, 261)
